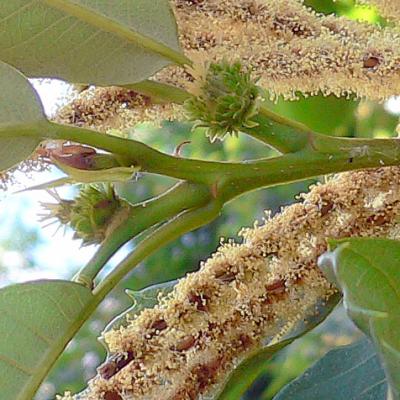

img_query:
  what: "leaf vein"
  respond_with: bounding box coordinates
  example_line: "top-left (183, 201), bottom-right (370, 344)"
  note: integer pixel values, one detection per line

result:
top-left (0, 353), bottom-right (34, 375)
top-left (2, 15), bottom-right (70, 52)
top-left (0, 0), bottom-right (38, 24)
top-left (1, 307), bottom-right (52, 345)
top-left (357, 377), bottom-right (387, 398)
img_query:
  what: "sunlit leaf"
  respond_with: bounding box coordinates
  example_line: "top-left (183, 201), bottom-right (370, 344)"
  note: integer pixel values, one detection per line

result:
top-left (0, 0), bottom-right (182, 84)
top-left (273, 337), bottom-right (387, 400)
top-left (319, 238), bottom-right (400, 399)
top-left (0, 280), bottom-right (93, 400)
top-left (0, 61), bottom-right (46, 172)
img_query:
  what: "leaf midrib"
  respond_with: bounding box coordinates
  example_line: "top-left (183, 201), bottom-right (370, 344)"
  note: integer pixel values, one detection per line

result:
top-left (42, 0), bottom-right (188, 65)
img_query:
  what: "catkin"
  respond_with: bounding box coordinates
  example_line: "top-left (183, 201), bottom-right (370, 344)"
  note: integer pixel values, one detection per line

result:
top-left (54, 86), bottom-right (183, 133)
top-left (164, 0), bottom-right (400, 101)
top-left (59, 166), bottom-right (400, 400)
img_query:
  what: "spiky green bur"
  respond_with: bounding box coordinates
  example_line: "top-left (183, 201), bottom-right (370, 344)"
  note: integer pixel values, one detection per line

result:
top-left (41, 184), bottom-right (126, 246)
top-left (184, 61), bottom-right (260, 142)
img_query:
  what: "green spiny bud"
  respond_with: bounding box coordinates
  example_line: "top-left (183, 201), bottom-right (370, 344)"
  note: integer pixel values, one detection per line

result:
top-left (40, 184), bottom-right (128, 246)
top-left (184, 61), bottom-right (260, 142)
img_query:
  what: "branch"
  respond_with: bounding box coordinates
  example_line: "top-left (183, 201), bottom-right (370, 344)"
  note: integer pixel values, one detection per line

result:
top-left (74, 182), bottom-right (212, 286)
top-left (122, 80), bottom-right (191, 104)
top-left (93, 200), bottom-right (222, 301)
top-left (46, 120), bottom-right (400, 194)
top-left (46, 121), bottom-right (230, 184)
top-left (242, 103), bottom-right (312, 153)
top-left (216, 136), bottom-right (400, 203)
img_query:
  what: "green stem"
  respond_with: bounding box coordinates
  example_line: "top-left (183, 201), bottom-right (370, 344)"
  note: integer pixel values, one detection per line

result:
top-left (248, 104), bottom-right (400, 157)
top-left (93, 200), bottom-right (222, 300)
top-left (123, 81), bottom-right (191, 104)
top-left (74, 182), bottom-right (212, 285)
top-left (46, 121), bottom-right (400, 190)
top-left (258, 103), bottom-right (315, 135)
top-left (46, 121), bottom-right (232, 184)
top-left (244, 104), bottom-right (337, 153)
top-left (218, 140), bottom-right (400, 203)
top-left (244, 113), bottom-right (308, 153)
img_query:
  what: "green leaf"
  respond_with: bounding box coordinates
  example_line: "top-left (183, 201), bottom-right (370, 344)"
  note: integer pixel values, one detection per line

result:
top-left (319, 238), bottom-right (400, 399)
top-left (273, 337), bottom-right (388, 400)
top-left (0, 279), bottom-right (93, 400)
top-left (0, 61), bottom-right (46, 171)
top-left (0, 0), bottom-right (184, 85)
top-left (215, 293), bottom-right (341, 400)
top-left (100, 279), bottom-right (177, 341)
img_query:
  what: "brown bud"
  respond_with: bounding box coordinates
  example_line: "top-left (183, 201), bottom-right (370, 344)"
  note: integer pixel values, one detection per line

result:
top-left (103, 391), bottom-right (122, 400)
top-left (363, 56), bottom-right (380, 69)
top-left (188, 292), bottom-right (209, 312)
top-left (150, 318), bottom-right (168, 332)
top-left (98, 350), bottom-right (135, 380)
top-left (195, 357), bottom-right (222, 389)
top-left (214, 268), bottom-right (236, 283)
top-left (173, 335), bottom-right (197, 352)
top-left (97, 361), bottom-right (117, 380)
top-left (238, 334), bottom-right (253, 350)
top-left (266, 279), bottom-right (286, 294)
top-left (366, 214), bottom-right (387, 226)
top-left (320, 201), bottom-right (334, 216)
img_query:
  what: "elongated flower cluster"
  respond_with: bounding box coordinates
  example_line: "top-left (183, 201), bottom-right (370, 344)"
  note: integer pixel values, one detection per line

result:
top-left (166, 0), bottom-right (400, 101)
top-left (59, 166), bottom-right (400, 400)
top-left (55, 86), bottom-right (183, 133)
